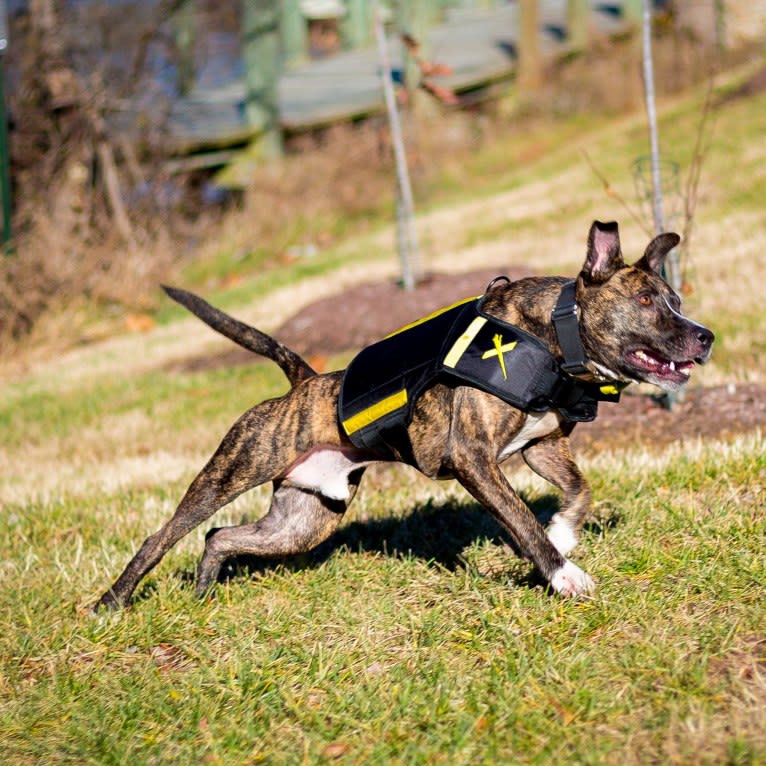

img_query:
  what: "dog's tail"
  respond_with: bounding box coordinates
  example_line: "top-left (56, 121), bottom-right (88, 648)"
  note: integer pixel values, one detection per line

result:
top-left (163, 285), bottom-right (316, 386)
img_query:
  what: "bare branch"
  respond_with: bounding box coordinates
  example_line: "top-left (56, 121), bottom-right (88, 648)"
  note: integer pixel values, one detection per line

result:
top-left (582, 150), bottom-right (654, 237)
top-left (680, 74), bottom-right (718, 262)
top-left (125, 0), bottom-right (189, 97)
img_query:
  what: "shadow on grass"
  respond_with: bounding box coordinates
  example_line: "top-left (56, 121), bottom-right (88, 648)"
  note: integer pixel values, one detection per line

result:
top-left (310, 494), bottom-right (554, 571)
top-left (202, 491), bottom-right (621, 589)
top-left (144, 492), bottom-right (622, 604)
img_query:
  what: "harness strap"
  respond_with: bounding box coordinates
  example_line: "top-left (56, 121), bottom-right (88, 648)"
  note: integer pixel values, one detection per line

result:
top-left (551, 280), bottom-right (590, 376)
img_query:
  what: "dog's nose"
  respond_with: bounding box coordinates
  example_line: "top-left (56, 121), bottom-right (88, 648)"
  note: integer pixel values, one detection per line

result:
top-left (694, 326), bottom-right (714, 362)
top-left (697, 327), bottom-right (714, 351)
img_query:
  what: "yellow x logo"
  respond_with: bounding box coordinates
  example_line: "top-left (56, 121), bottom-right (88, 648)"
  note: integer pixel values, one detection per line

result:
top-left (482, 334), bottom-right (517, 379)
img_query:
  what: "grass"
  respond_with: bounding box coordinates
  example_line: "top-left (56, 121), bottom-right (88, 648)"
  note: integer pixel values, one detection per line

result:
top-left (2, 60), bottom-right (766, 765)
top-left (1, 437), bottom-right (764, 764)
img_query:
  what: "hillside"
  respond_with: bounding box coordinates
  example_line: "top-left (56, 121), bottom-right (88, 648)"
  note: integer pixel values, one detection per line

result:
top-left (1, 58), bottom-right (765, 766)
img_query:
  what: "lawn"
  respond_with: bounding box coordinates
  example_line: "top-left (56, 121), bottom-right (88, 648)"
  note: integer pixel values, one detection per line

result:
top-left (1, 63), bottom-right (765, 765)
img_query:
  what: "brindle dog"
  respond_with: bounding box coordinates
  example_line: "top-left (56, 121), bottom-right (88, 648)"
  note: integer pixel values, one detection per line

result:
top-left (95, 221), bottom-right (713, 610)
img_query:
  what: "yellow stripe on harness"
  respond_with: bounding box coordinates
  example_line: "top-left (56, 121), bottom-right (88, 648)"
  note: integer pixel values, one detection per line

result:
top-left (342, 388), bottom-right (409, 436)
top-left (385, 296), bottom-right (480, 338)
top-left (443, 316), bottom-right (488, 368)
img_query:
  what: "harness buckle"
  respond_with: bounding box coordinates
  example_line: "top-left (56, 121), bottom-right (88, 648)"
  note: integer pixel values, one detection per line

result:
top-left (551, 301), bottom-right (578, 323)
top-left (561, 360), bottom-right (591, 376)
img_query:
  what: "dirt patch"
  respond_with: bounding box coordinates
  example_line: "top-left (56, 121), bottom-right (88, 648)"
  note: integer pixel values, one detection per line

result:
top-left (170, 268), bottom-right (766, 452)
top-left (570, 382), bottom-right (766, 454)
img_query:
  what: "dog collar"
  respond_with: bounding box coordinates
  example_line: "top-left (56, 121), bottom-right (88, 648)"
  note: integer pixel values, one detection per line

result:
top-left (552, 280), bottom-right (629, 393)
top-left (552, 280), bottom-right (590, 376)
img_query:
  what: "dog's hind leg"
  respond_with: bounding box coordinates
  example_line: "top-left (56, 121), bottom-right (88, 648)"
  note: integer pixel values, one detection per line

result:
top-left (95, 401), bottom-right (305, 611)
top-left (195, 471), bottom-right (363, 596)
top-left (521, 434), bottom-right (592, 557)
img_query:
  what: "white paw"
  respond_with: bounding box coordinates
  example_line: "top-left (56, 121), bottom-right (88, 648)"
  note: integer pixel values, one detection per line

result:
top-left (550, 560), bottom-right (596, 598)
top-left (547, 521), bottom-right (578, 557)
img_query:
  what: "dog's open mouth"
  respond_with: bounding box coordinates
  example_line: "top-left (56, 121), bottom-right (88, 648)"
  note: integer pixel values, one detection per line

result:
top-left (625, 348), bottom-right (695, 385)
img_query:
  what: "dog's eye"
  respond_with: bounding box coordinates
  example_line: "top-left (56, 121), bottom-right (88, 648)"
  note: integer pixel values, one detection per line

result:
top-left (638, 293), bottom-right (654, 306)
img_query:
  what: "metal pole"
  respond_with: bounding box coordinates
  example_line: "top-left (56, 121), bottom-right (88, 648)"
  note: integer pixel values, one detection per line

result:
top-left (0, 0), bottom-right (11, 254)
top-left (344, 0), bottom-right (372, 50)
top-left (281, 0), bottom-right (307, 66)
top-left (641, 0), bottom-right (663, 237)
top-left (374, 4), bottom-right (421, 290)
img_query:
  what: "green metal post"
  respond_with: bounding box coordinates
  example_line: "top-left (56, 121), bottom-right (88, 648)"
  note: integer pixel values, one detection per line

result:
top-left (281, 0), bottom-right (307, 66)
top-left (622, 0), bottom-right (643, 25)
top-left (173, 0), bottom-right (196, 95)
top-left (343, 0), bottom-right (373, 49)
top-left (243, 0), bottom-right (283, 159)
top-left (397, 0), bottom-right (435, 98)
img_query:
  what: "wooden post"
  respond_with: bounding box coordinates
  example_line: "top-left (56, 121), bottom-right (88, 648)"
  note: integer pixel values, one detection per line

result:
top-left (518, 0), bottom-right (542, 93)
top-left (281, 0), bottom-right (307, 66)
top-left (566, 0), bottom-right (588, 52)
top-left (243, 0), bottom-right (283, 159)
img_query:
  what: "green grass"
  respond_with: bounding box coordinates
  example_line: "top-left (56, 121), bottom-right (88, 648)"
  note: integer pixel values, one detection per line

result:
top-left (1, 438), bottom-right (764, 764)
top-left (0, 362), bottom-right (289, 451)
top-left (2, 60), bottom-right (766, 765)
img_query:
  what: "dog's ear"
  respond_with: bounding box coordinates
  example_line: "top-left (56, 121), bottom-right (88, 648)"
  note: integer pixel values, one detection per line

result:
top-left (635, 232), bottom-right (680, 275)
top-left (581, 221), bottom-right (624, 284)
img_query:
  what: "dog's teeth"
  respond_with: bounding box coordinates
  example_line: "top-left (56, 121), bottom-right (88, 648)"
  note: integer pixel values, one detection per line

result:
top-left (669, 361), bottom-right (676, 371)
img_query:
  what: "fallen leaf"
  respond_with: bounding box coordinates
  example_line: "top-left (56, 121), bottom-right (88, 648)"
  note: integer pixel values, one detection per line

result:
top-left (308, 354), bottom-right (328, 372)
top-left (322, 742), bottom-right (350, 759)
top-left (125, 313), bottom-right (156, 333)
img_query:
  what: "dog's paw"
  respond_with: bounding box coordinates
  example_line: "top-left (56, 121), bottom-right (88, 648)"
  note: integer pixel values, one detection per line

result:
top-left (547, 521), bottom-right (578, 557)
top-left (550, 560), bottom-right (596, 598)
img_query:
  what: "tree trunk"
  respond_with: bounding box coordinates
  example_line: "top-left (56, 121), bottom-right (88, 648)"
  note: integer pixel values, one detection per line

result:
top-left (28, 0), bottom-right (81, 109)
top-left (518, 0), bottom-right (542, 94)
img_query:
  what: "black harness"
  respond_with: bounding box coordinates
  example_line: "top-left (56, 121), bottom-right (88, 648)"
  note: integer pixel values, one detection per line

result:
top-left (338, 278), bottom-right (626, 457)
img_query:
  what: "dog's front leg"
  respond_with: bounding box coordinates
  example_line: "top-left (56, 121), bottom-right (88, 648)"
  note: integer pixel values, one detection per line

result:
top-left (453, 459), bottom-right (595, 597)
top-left (521, 433), bottom-right (592, 557)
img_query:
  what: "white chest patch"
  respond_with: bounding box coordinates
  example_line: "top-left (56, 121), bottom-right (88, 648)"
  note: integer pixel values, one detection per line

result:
top-left (284, 446), bottom-right (378, 501)
top-left (498, 411), bottom-right (562, 461)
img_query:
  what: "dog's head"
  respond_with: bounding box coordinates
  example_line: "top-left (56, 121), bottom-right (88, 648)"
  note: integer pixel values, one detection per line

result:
top-left (576, 220), bottom-right (714, 391)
